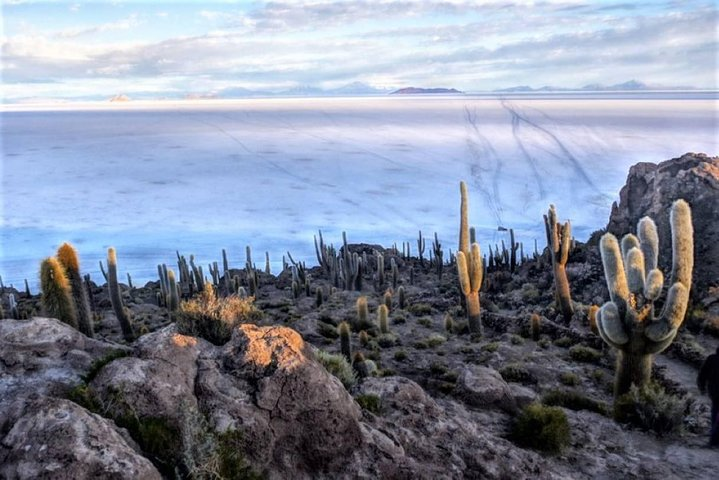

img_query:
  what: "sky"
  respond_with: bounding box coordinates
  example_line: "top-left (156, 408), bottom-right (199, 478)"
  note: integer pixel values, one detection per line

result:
top-left (1, 0), bottom-right (717, 100)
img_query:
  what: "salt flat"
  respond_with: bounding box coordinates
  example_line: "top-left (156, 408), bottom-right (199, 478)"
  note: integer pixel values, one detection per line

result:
top-left (1, 95), bottom-right (716, 287)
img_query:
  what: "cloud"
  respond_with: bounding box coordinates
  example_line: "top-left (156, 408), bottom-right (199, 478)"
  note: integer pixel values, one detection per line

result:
top-left (2, 0), bottom-right (717, 99)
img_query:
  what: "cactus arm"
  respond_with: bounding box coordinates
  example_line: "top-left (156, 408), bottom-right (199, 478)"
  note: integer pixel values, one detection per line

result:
top-left (469, 243), bottom-right (482, 292)
top-left (459, 182), bottom-right (469, 255)
top-left (625, 247), bottom-right (646, 295)
top-left (599, 233), bottom-right (629, 314)
top-left (644, 269), bottom-right (664, 301)
top-left (620, 234), bottom-right (640, 261)
top-left (558, 221), bottom-right (571, 265)
top-left (457, 251), bottom-right (471, 295)
top-left (637, 217), bottom-right (659, 272)
top-left (644, 333), bottom-right (678, 355)
top-left (669, 199), bottom-right (693, 289)
top-left (645, 282), bottom-right (689, 342)
top-left (596, 301), bottom-right (629, 347)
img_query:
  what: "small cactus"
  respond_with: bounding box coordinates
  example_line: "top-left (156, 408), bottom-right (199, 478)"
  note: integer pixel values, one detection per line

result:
top-left (530, 313), bottom-right (541, 341)
top-left (106, 248), bottom-right (134, 342)
top-left (56, 242), bottom-right (94, 337)
top-left (597, 200), bottom-right (693, 398)
top-left (167, 269), bottom-right (179, 312)
top-left (339, 321), bottom-right (352, 361)
top-left (587, 305), bottom-right (599, 335)
top-left (444, 313), bottom-right (453, 333)
top-left (378, 304), bottom-right (389, 334)
top-left (315, 287), bottom-right (323, 308)
top-left (356, 296), bottom-right (369, 328)
top-left (359, 330), bottom-right (369, 346)
top-left (398, 286), bottom-right (406, 309)
top-left (383, 290), bottom-right (392, 312)
top-left (40, 257), bottom-right (78, 328)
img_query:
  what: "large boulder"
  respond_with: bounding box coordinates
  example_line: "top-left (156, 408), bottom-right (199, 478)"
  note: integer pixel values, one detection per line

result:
top-left (0, 396), bottom-right (161, 480)
top-left (607, 153), bottom-right (719, 299)
top-left (0, 317), bottom-right (129, 399)
top-left (91, 323), bottom-right (364, 479)
top-left (455, 365), bottom-right (518, 413)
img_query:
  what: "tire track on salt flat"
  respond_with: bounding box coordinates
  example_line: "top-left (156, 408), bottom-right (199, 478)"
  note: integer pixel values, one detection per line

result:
top-left (464, 105), bottom-right (504, 227)
top-left (500, 99), bottom-right (602, 196)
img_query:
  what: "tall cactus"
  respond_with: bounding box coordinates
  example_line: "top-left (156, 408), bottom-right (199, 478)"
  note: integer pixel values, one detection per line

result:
top-left (57, 242), bottom-right (94, 337)
top-left (106, 248), bottom-right (135, 342)
top-left (457, 181), bottom-right (484, 334)
top-left (544, 205), bottom-right (574, 323)
top-left (457, 243), bottom-right (484, 334)
top-left (597, 199), bottom-right (693, 398)
top-left (40, 257), bottom-right (78, 328)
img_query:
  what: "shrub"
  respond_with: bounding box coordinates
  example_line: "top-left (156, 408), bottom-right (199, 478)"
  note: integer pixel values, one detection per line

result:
top-left (315, 349), bottom-right (357, 390)
top-left (394, 350), bottom-right (408, 361)
top-left (482, 342), bottom-right (500, 353)
top-left (542, 389), bottom-right (610, 416)
top-left (408, 303), bottom-right (432, 316)
top-left (176, 284), bottom-right (261, 345)
top-left (511, 403), bottom-right (570, 454)
top-left (558, 372), bottom-right (579, 386)
top-left (317, 321), bottom-right (339, 339)
top-left (553, 336), bottom-right (574, 348)
top-left (500, 363), bottom-right (537, 385)
top-left (568, 345), bottom-right (601, 364)
top-left (509, 334), bottom-right (525, 345)
top-left (538, 338), bottom-right (551, 349)
top-left (613, 382), bottom-right (690, 436)
top-left (377, 333), bottom-right (398, 348)
top-left (426, 333), bottom-right (447, 347)
top-left (355, 394), bottom-right (382, 414)
top-left (417, 317), bottom-right (433, 327)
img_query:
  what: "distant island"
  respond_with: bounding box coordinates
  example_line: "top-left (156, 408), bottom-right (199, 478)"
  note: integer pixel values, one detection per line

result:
top-left (390, 87), bottom-right (463, 95)
top-left (494, 80), bottom-right (697, 93)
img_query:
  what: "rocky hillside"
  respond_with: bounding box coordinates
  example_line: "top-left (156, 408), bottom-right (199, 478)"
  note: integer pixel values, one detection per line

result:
top-left (1, 153), bottom-right (718, 479)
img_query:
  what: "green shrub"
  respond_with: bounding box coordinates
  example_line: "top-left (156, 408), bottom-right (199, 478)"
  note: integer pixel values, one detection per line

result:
top-left (554, 336), bottom-right (574, 348)
top-left (499, 363), bottom-right (537, 385)
top-left (355, 394), bottom-right (381, 414)
top-left (558, 372), bottom-right (579, 386)
top-left (394, 350), bottom-right (408, 361)
top-left (315, 350), bottom-right (357, 390)
top-left (317, 321), bottom-right (339, 339)
top-left (82, 349), bottom-right (129, 383)
top-left (568, 345), bottom-right (601, 364)
top-left (417, 317), bottom-right (433, 327)
top-left (377, 333), bottom-right (398, 348)
top-left (538, 338), bottom-right (551, 349)
top-left (542, 389), bottom-right (610, 416)
top-left (511, 403), bottom-right (571, 454)
top-left (408, 303), bottom-right (432, 316)
top-left (429, 362), bottom-right (448, 376)
top-left (509, 334), bottom-right (525, 345)
top-left (426, 333), bottom-right (447, 347)
top-left (176, 284), bottom-right (261, 345)
top-left (614, 382), bottom-right (689, 436)
top-left (482, 342), bottom-right (500, 353)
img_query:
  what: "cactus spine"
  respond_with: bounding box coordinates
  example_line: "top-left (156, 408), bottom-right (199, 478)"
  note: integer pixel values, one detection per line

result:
top-left (597, 200), bottom-right (693, 398)
top-left (56, 243), bottom-right (94, 337)
top-left (106, 248), bottom-right (134, 342)
top-left (40, 257), bottom-right (78, 328)
top-left (544, 205), bottom-right (574, 324)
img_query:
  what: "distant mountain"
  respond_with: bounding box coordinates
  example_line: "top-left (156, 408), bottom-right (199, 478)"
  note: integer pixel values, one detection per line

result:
top-left (391, 87), bottom-right (463, 95)
top-left (109, 94), bottom-right (130, 102)
top-left (495, 80), bottom-right (697, 93)
top-left (326, 82), bottom-right (391, 95)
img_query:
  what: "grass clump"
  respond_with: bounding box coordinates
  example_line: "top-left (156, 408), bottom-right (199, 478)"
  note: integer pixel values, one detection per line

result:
top-left (426, 333), bottom-right (447, 347)
top-left (315, 349), bottom-right (357, 390)
top-left (553, 336), bottom-right (574, 348)
top-left (82, 349), bottom-right (130, 383)
top-left (511, 403), bottom-right (571, 454)
top-left (408, 303), bottom-right (432, 316)
top-left (355, 394), bottom-right (382, 414)
top-left (482, 342), bottom-right (500, 353)
top-left (613, 382), bottom-right (690, 436)
top-left (499, 363), bottom-right (537, 385)
top-left (542, 389), bottom-right (610, 416)
top-left (394, 350), bottom-right (408, 361)
top-left (176, 284), bottom-right (261, 346)
top-left (568, 345), bottom-right (601, 364)
top-left (558, 372), bottom-right (580, 386)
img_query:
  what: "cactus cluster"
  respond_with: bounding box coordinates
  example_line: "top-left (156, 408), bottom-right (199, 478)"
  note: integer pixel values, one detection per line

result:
top-left (597, 199), bottom-right (693, 397)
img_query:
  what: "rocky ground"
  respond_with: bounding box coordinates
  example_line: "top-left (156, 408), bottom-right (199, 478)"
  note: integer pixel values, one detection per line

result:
top-left (1, 153), bottom-right (718, 479)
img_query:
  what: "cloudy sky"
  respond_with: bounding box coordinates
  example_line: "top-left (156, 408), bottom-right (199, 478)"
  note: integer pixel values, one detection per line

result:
top-left (2, 0), bottom-right (717, 100)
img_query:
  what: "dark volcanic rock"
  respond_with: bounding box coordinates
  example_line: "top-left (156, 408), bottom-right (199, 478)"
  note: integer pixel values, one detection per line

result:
top-left (607, 153), bottom-right (719, 299)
